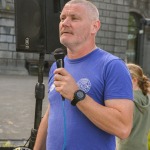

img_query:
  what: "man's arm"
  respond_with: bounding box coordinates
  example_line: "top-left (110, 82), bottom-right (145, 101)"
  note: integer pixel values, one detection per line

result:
top-left (54, 68), bottom-right (134, 139)
top-left (33, 104), bottom-right (50, 150)
top-left (77, 97), bottom-right (134, 139)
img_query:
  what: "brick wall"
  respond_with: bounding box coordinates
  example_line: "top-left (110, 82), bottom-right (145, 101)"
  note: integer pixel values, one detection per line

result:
top-left (93, 0), bottom-right (129, 59)
top-left (0, 0), bottom-right (130, 74)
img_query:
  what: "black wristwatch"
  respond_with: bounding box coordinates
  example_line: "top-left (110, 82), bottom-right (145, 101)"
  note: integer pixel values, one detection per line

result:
top-left (71, 89), bottom-right (86, 106)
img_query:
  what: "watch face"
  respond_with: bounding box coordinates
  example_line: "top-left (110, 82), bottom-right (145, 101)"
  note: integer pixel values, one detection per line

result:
top-left (77, 90), bottom-right (85, 99)
top-left (71, 90), bottom-right (86, 106)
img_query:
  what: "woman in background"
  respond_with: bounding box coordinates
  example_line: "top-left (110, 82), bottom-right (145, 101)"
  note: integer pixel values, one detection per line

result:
top-left (117, 63), bottom-right (150, 150)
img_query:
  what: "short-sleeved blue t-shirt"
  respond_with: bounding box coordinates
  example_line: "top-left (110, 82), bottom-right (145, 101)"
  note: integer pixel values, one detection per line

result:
top-left (47, 48), bottom-right (133, 150)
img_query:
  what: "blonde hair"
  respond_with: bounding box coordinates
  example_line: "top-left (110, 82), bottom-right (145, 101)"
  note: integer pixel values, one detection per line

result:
top-left (127, 63), bottom-right (150, 95)
top-left (65, 0), bottom-right (99, 21)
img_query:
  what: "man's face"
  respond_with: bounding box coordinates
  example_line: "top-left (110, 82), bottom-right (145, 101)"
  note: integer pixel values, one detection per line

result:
top-left (59, 4), bottom-right (93, 48)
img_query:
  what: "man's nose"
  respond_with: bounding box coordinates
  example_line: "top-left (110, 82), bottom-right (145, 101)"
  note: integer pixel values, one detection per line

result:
top-left (62, 18), bottom-right (71, 26)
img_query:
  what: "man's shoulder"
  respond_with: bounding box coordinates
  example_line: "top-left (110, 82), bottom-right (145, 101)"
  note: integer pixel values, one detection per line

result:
top-left (94, 48), bottom-right (121, 67)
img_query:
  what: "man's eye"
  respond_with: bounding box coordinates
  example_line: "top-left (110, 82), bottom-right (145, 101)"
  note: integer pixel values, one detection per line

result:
top-left (60, 17), bottom-right (65, 21)
top-left (72, 17), bottom-right (78, 20)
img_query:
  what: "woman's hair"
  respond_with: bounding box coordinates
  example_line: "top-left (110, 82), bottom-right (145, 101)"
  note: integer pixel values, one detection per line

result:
top-left (127, 63), bottom-right (150, 95)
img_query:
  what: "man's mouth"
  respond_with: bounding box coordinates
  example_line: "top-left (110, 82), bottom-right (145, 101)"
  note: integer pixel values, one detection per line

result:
top-left (61, 31), bottom-right (73, 35)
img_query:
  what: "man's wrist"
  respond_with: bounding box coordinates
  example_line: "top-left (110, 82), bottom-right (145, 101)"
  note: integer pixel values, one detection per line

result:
top-left (71, 89), bottom-right (86, 106)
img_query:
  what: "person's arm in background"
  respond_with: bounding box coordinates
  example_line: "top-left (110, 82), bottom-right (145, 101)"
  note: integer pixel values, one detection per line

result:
top-left (33, 104), bottom-right (50, 150)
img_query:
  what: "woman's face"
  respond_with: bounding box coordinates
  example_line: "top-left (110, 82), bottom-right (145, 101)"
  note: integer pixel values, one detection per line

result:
top-left (132, 77), bottom-right (140, 90)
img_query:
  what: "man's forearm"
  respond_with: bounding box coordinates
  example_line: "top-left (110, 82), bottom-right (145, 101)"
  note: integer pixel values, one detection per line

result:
top-left (33, 106), bottom-right (49, 150)
top-left (33, 117), bottom-right (48, 150)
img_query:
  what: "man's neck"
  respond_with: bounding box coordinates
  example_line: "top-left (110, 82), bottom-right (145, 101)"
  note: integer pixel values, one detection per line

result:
top-left (67, 45), bottom-right (97, 59)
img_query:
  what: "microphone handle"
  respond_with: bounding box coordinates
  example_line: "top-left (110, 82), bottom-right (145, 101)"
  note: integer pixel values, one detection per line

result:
top-left (56, 59), bottom-right (65, 101)
top-left (56, 59), bottom-right (64, 68)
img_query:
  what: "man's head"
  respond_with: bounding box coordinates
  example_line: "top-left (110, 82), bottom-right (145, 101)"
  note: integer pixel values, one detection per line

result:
top-left (66, 0), bottom-right (99, 21)
top-left (59, 0), bottom-right (100, 50)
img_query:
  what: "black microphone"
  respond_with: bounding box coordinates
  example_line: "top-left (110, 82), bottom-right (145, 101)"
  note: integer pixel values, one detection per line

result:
top-left (54, 48), bottom-right (66, 68)
top-left (54, 48), bottom-right (66, 100)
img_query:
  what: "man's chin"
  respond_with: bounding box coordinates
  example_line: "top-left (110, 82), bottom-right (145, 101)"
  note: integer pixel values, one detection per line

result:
top-left (60, 40), bottom-right (70, 46)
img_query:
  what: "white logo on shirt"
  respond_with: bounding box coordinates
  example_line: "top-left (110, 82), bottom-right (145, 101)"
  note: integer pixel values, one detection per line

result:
top-left (49, 78), bottom-right (91, 93)
top-left (49, 83), bottom-right (55, 92)
top-left (77, 78), bottom-right (91, 93)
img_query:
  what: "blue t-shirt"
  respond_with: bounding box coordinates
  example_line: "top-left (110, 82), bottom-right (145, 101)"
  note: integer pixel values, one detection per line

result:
top-left (47, 48), bottom-right (133, 150)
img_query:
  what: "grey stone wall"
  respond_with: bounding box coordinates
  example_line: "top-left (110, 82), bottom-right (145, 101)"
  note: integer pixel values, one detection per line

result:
top-left (0, 0), bottom-right (15, 53)
top-left (94, 0), bottom-right (129, 60)
top-left (129, 0), bottom-right (150, 16)
top-left (0, 0), bottom-right (130, 75)
top-left (129, 0), bottom-right (150, 76)
top-left (0, 0), bottom-right (28, 74)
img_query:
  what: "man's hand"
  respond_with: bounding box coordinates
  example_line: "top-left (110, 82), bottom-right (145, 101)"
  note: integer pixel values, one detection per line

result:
top-left (54, 68), bottom-right (79, 100)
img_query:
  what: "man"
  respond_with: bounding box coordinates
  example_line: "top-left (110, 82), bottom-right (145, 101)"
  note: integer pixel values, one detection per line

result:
top-left (34, 0), bottom-right (134, 150)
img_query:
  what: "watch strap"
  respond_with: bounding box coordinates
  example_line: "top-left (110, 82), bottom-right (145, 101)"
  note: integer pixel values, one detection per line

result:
top-left (71, 90), bottom-right (86, 106)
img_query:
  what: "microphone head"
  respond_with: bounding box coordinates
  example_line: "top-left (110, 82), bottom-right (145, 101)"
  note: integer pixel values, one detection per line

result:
top-left (54, 48), bottom-right (66, 60)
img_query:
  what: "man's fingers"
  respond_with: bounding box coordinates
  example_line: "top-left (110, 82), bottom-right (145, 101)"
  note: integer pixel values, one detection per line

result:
top-left (54, 68), bottom-right (67, 76)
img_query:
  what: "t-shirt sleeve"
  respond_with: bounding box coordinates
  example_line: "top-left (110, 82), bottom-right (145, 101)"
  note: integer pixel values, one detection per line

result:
top-left (104, 59), bottom-right (133, 101)
top-left (48, 62), bottom-right (56, 93)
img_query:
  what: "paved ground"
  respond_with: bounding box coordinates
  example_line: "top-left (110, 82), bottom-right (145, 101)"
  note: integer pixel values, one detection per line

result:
top-left (0, 74), bottom-right (49, 147)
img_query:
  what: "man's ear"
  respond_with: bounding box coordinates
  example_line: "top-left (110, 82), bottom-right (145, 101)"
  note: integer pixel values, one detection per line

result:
top-left (91, 20), bottom-right (101, 34)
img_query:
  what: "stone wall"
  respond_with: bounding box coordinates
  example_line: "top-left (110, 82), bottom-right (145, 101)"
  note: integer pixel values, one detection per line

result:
top-left (94, 0), bottom-right (129, 60)
top-left (0, 0), bottom-right (28, 74)
top-left (0, 0), bottom-right (130, 75)
top-left (129, 0), bottom-right (150, 16)
top-left (129, 0), bottom-right (150, 76)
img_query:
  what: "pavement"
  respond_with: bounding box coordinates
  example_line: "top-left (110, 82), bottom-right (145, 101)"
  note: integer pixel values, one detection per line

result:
top-left (0, 74), bottom-right (49, 147)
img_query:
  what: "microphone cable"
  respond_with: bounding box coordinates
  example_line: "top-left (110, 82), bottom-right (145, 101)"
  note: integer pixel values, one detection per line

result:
top-left (54, 48), bottom-right (67, 150)
top-left (62, 99), bottom-right (67, 150)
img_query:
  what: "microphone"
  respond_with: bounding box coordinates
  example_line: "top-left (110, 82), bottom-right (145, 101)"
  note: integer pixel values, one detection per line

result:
top-left (54, 48), bottom-right (66, 68)
top-left (54, 48), bottom-right (66, 100)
